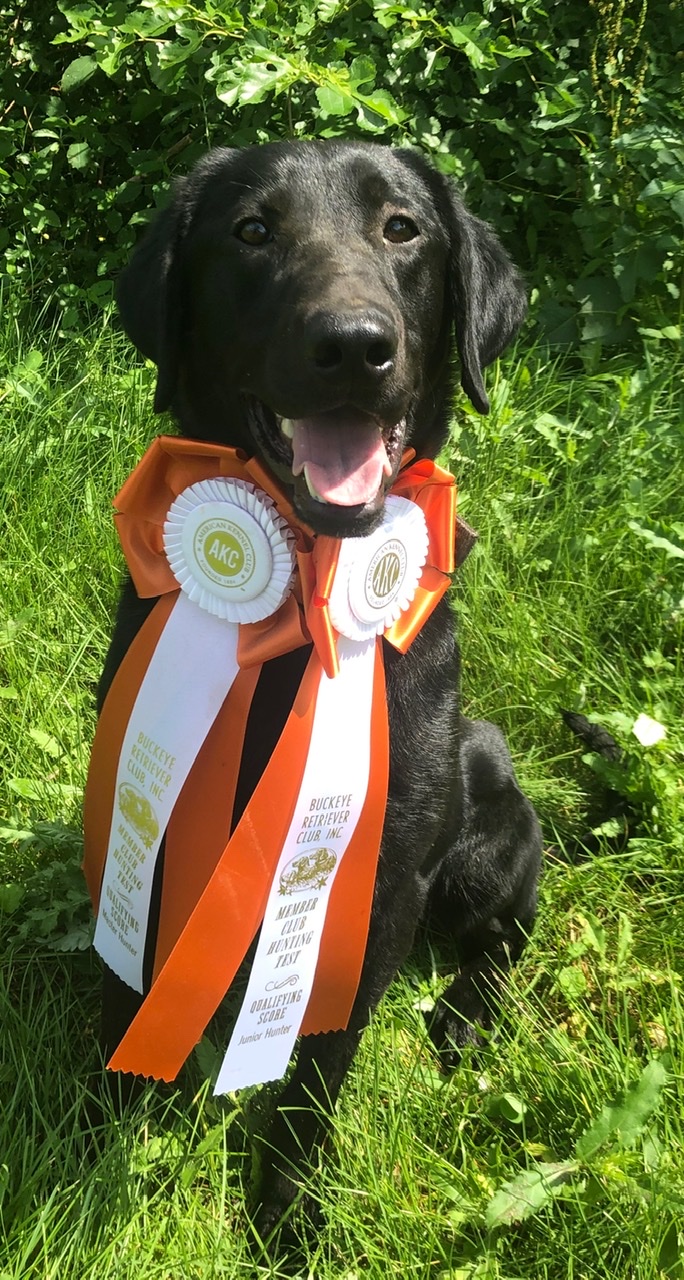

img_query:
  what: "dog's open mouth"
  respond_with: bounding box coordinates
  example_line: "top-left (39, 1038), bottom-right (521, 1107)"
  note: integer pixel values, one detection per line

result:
top-left (284, 409), bottom-right (400, 506)
top-left (246, 399), bottom-right (407, 530)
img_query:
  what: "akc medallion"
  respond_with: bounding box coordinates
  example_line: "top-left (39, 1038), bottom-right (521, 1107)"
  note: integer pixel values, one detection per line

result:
top-left (328, 494), bottom-right (429, 641)
top-left (163, 476), bottom-right (295, 621)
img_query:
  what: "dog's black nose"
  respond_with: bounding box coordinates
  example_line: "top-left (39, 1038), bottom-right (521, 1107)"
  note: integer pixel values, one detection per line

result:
top-left (307, 309), bottom-right (398, 382)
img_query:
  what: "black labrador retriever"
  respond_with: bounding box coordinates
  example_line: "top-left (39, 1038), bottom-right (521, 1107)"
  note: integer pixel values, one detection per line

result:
top-left (98, 140), bottom-right (542, 1237)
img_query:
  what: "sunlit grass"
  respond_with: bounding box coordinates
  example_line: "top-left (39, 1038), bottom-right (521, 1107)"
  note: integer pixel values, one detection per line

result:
top-left (0, 304), bottom-right (682, 1278)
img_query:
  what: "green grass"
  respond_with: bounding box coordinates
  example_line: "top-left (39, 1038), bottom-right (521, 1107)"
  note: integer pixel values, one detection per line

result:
top-left (1, 301), bottom-right (683, 1279)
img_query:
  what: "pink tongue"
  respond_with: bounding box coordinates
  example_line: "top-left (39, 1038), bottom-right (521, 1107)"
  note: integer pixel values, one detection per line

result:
top-left (291, 416), bottom-right (390, 506)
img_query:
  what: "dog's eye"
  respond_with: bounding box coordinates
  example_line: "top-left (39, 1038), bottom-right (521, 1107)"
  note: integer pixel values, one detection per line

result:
top-left (235, 218), bottom-right (272, 246)
top-left (384, 216), bottom-right (419, 244)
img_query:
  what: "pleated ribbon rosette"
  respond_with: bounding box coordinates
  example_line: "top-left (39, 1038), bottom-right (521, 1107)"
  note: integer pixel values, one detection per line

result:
top-left (83, 436), bottom-right (456, 1091)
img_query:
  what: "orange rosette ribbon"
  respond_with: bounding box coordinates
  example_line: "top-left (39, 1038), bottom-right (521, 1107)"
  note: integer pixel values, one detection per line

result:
top-left (83, 436), bottom-right (457, 1082)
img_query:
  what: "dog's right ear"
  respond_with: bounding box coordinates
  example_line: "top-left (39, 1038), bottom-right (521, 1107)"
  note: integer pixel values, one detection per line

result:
top-left (117, 148), bottom-right (241, 412)
top-left (115, 181), bottom-right (191, 414)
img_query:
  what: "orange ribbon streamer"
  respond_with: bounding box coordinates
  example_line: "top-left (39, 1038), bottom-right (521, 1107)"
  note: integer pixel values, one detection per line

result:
top-left (83, 436), bottom-right (456, 1080)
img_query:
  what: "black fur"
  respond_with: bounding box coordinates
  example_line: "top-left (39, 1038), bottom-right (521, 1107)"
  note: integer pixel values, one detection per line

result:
top-left (99, 140), bottom-right (542, 1241)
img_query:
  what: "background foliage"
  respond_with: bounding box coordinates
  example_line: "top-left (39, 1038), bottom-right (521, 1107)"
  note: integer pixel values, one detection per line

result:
top-left (1, 0), bottom-right (683, 343)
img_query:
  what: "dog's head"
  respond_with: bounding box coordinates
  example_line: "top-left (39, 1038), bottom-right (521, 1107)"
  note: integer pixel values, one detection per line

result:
top-left (117, 141), bottom-right (526, 537)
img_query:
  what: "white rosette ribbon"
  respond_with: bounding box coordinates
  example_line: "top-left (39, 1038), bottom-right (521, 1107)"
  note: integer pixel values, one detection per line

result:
top-left (163, 476), bottom-right (296, 621)
top-left (327, 494), bottom-right (429, 642)
top-left (94, 476), bottom-right (296, 993)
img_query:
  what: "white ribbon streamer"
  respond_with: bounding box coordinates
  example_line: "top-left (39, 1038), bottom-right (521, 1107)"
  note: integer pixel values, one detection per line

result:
top-left (214, 635), bottom-right (376, 1094)
top-left (94, 593), bottom-right (241, 991)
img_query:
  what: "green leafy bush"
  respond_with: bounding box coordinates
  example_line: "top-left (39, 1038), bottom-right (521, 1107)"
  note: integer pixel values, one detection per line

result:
top-left (0, 821), bottom-right (91, 952)
top-left (1, 0), bottom-right (682, 337)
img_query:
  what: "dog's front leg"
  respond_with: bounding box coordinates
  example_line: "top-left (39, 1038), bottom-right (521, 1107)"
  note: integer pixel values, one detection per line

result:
top-left (426, 718), bottom-right (542, 1067)
top-left (254, 1025), bottom-right (362, 1245)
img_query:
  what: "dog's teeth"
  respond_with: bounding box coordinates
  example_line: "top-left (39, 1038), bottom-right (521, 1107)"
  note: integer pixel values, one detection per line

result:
top-left (280, 417), bottom-right (294, 440)
top-left (303, 464), bottom-right (329, 503)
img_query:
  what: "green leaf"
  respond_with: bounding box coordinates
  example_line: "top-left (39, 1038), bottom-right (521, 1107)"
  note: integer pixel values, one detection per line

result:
top-left (66, 142), bottom-right (92, 172)
top-left (179, 1123), bottom-right (232, 1189)
top-left (349, 55), bottom-right (376, 90)
top-left (557, 964), bottom-right (588, 999)
top-left (488, 1092), bottom-right (528, 1124)
top-left (8, 778), bottom-right (40, 800)
top-left (485, 1161), bottom-right (577, 1228)
top-left (446, 21), bottom-right (492, 70)
top-left (574, 277), bottom-right (634, 344)
top-left (616, 913), bottom-right (634, 967)
top-left (23, 349), bottom-right (44, 373)
top-left (49, 922), bottom-right (93, 952)
top-left (614, 243), bottom-right (664, 303)
top-left (214, 42), bottom-right (300, 107)
top-left (316, 85), bottom-right (355, 117)
top-left (578, 912), bottom-right (607, 957)
top-left (533, 413), bottom-right (566, 459)
top-left (575, 1060), bottom-right (669, 1161)
top-left (0, 884), bottom-right (25, 914)
top-left (61, 56), bottom-right (98, 94)
top-left (0, 826), bottom-right (35, 844)
top-left (356, 89), bottom-right (406, 128)
top-left (317, 0), bottom-right (343, 19)
top-left (628, 522), bottom-right (684, 559)
top-left (638, 326), bottom-right (682, 341)
top-left (28, 729), bottom-right (62, 758)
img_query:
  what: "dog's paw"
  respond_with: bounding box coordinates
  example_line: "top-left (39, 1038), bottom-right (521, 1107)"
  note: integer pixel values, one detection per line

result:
top-left (426, 995), bottom-right (491, 1072)
top-left (252, 1199), bottom-right (293, 1255)
top-left (252, 1172), bottom-right (320, 1260)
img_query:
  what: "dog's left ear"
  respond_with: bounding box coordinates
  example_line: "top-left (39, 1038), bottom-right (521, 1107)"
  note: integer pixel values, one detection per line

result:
top-left (443, 185), bottom-right (527, 414)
